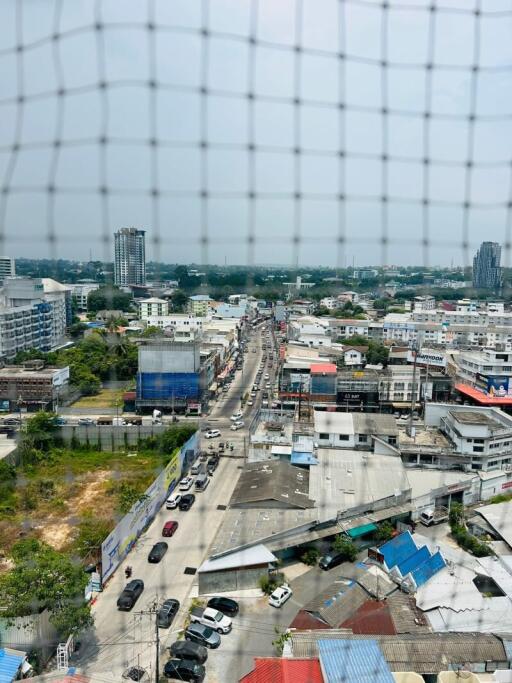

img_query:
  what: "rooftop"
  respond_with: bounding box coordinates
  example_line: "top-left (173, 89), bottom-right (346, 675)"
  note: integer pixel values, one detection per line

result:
top-left (289, 632), bottom-right (508, 674)
top-left (229, 461), bottom-right (314, 510)
top-left (310, 363), bottom-right (337, 374)
top-left (450, 410), bottom-right (501, 426)
top-left (308, 449), bottom-right (410, 523)
top-left (318, 639), bottom-right (395, 683)
top-left (240, 658), bottom-right (323, 683)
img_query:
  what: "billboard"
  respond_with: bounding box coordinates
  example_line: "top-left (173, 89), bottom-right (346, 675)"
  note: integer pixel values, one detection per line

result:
top-left (407, 349), bottom-right (446, 368)
top-left (486, 376), bottom-right (512, 398)
top-left (101, 431), bottom-right (198, 584)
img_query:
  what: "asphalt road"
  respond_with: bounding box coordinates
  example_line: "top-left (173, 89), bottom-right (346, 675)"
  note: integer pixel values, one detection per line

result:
top-left (76, 325), bottom-right (269, 683)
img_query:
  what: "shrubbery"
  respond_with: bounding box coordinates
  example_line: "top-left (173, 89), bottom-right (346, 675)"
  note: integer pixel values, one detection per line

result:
top-left (258, 572), bottom-right (285, 595)
top-left (332, 535), bottom-right (357, 561)
top-left (449, 503), bottom-right (492, 557)
top-left (300, 547), bottom-right (320, 566)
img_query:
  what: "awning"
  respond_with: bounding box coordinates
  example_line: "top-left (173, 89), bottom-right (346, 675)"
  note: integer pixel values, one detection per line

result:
top-left (455, 382), bottom-right (512, 406)
top-left (271, 445), bottom-right (292, 456)
top-left (347, 522), bottom-right (377, 539)
top-left (291, 451), bottom-right (319, 466)
top-left (392, 402), bottom-right (411, 408)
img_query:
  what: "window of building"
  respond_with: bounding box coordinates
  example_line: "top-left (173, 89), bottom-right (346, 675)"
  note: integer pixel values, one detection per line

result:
top-left (388, 437), bottom-right (397, 446)
top-left (319, 433), bottom-right (329, 440)
top-left (471, 463), bottom-right (482, 470)
top-left (338, 434), bottom-right (349, 441)
top-left (473, 438), bottom-right (484, 444)
top-left (473, 446), bottom-right (484, 453)
top-left (358, 434), bottom-right (368, 443)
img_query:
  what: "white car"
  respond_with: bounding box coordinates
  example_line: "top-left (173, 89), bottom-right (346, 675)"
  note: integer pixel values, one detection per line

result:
top-left (166, 493), bottom-right (182, 509)
top-left (179, 477), bottom-right (194, 491)
top-left (268, 584), bottom-right (292, 608)
top-left (247, 400), bottom-right (254, 406)
top-left (205, 429), bottom-right (221, 439)
top-left (230, 421), bottom-right (245, 431)
top-left (230, 412), bottom-right (243, 422)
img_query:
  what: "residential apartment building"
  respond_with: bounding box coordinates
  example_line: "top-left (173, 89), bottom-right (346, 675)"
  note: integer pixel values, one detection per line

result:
top-left (0, 363), bottom-right (70, 411)
top-left (413, 295), bottom-right (435, 311)
top-left (378, 365), bottom-right (423, 409)
top-left (187, 295), bottom-right (211, 317)
top-left (0, 277), bottom-right (71, 361)
top-left (0, 257), bottom-right (15, 284)
top-left (138, 297), bottom-right (169, 319)
top-left (70, 282), bottom-right (100, 310)
top-left (114, 227), bottom-right (146, 286)
top-left (473, 241), bottom-right (503, 290)
top-left (453, 347), bottom-right (512, 397)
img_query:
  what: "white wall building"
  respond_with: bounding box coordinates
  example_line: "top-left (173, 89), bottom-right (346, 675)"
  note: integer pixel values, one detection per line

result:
top-left (314, 411), bottom-right (399, 449)
top-left (138, 297), bottom-right (169, 319)
top-left (70, 283), bottom-right (100, 310)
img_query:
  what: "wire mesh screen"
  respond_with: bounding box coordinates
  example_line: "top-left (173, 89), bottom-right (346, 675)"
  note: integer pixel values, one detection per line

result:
top-left (1, 0), bottom-right (512, 682)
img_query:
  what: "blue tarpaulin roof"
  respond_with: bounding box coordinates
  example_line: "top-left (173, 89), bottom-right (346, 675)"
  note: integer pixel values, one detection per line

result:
top-left (318, 639), bottom-right (395, 683)
top-left (397, 544), bottom-right (431, 577)
top-left (0, 649), bottom-right (24, 683)
top-left (291, 451), bottom-right (318, 466)
top-left (412, 550), bottom-right (446, 587)
top-left (379, 531), bottom-right (417, 570)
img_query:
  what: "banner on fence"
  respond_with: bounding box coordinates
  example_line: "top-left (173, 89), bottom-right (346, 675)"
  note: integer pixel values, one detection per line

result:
top-left (101, 431), bottom-right (198, 584)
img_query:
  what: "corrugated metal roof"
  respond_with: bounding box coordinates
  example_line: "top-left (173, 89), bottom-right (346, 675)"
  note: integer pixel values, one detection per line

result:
top-left (340, 600), bottom-right (397, 636)
top-left (291, 451), bottom-right (318, 466)
top-left (0, 649), bottom-right (25, 683)
top-left (380, 532), bottom-right (417, 570)
top-left (240, 658), bottom-right (323, 683)
top-left (347, 522), bottom-right (377, 539)
top-left (292, 632), bottom-right (508, 673)
top-left (198, 544), bottom-right (276, 573)
top-left (411, 550), bottom-right (446, 588)
top-left (318, 639), bottom-right (395, 683)
top-left (319, 584), bottom-right (369, 628)
top-left (310, 363), bottom-right (337, 374)
top-left (397, 545), bottom-right (431, 577)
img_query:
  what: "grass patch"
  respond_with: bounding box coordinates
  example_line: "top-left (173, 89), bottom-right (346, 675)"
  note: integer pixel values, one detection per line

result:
top-left (72, 388), bottom-right (126, 409)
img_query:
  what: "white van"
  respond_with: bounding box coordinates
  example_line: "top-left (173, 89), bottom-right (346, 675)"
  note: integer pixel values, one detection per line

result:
top-left (191, 462), bottom-right (204, 476)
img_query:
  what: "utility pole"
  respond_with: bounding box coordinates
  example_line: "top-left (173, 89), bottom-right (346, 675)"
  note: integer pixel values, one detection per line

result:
top-left (155, 606), bottom-right (160, 683)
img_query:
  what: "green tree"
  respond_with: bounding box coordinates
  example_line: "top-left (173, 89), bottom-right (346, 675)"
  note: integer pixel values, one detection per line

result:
top-left (366, 341), bottom-right (389, 366)
top-left (170, 289), bottom-right (189, 311)
top-left (332, 535), bottom-right (357, 561)
top-left (74, 517), bottom-right (114, 560)
top-left (0, 539), bottom-right (93, 636)
top-left (142, 325), bottom-right (163, 337)
top-left (375, 522), bottom-right (395, 543)
top-left (87, 286), bottom-right (132, 313)
top-left (300, 547), bottom-right (320, 566)
top-left (25, 411), bottom-right (59, 451)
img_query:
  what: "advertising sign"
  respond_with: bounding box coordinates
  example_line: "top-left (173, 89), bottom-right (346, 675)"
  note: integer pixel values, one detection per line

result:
top-left (486, 376), bottom-right (512, 398)
top-left (407, 349), bottom-right (446, 368)
top-left (101, 431), bottom-right (198, 584)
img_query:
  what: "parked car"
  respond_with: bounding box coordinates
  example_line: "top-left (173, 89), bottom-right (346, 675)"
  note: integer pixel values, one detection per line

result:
top-left (247, 400), bottom-right (254, 406)
top-left (179, 494), bottom-right (196, 511)
top-left (117, 579), bottom-right (144, 611)
top-left (204, 429), bottom-right (221, 439)
top-left (77, 417), bottom-right (95, 426)
top-left (163, 658), bottom-right (205, 682)
top-left (162, 521), bottom-right (178, 537)
top-left (268, 584), bottom-right (292, 608)
top-left (157, 598), bottom-right (180, 629)
top-left (207, 597), bottom-right (239, 617)
top-left (166, 493), bottom-right (181, 509)
top-left (168, 641), bottom-right (208, 665)
top-left (179, 476), bottom-right (194, 491)
top-left (148, 542), bottom-right (168, 563)
top-left (190, 606), bottom-right (232, 634)
top-left (207, 457), bottom-right (219, 474)
top-left (319, 552), bottom-right (346, 571)
top-left (184, 623), bottom-right (221, 649)
top-left (55, 417), bottom-right (67, 426)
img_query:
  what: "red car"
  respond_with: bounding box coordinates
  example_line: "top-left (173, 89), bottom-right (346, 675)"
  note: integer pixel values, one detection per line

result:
top-left (162, 521), bottom-right (178, 537)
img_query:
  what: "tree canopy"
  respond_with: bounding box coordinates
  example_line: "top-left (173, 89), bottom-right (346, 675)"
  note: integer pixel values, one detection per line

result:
top-left (87, 286), bottom-right (133, 313)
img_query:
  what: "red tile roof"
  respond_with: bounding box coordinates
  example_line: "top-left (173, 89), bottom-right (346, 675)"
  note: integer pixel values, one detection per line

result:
top-left (310, 363), bottom-right (337, 374)
top-left (239, 658), bottom-right (323, 683)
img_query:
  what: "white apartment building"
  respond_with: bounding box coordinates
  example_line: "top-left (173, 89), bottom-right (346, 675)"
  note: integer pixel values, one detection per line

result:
top-left (425, 403), bottom-right (512, 471)
top-left (138, 297), bottom-right (169, 319)
top-left (0, 277), bottom-right (69, 360)
top-left (70, 282), bottom-right (100, 310)
top-left (413, 295), bottom-right (436, 311)
top-left (379, 365), bottom-right (422, 405)
top-left (320, 297), bottom-right (339, 310)
top-left (453, 347), bottom-right (512, 395)
top-left (0, 257), bottom-right (15, 283)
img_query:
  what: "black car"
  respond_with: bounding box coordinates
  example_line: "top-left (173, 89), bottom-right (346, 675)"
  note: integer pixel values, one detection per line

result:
top-left (179, 494), bottom-right (196, 511)
top-left (168, 641), bottom-right (208, 665)
top-left (117, 579), bottom-right (144, 611)
top-left (148, 542), bottom-right (168, 563)
top-left (207, 596), bottom-right (239, 617)
top-left (207, 457), bottom-right (219, 474)
top-left (163, 658), bottom-right (205, 682)
top-left (319, 552), bottom-right (346, 571)
top-left (157, 598), bottom-right (180, 628)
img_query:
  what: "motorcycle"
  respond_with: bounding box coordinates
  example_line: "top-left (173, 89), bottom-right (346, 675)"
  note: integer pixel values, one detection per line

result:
top-left (125, 566), bottom-right (132, 579)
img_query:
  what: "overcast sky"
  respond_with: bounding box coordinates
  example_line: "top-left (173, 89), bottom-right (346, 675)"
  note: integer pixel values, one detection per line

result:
top-left (1, 0), bottom-right (512, 268)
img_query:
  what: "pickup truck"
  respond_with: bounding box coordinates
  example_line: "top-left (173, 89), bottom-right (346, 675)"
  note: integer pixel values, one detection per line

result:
top-left (419, 506), bottom-right (449, 526)
top-left (189, 606), bottom-right (232, 634)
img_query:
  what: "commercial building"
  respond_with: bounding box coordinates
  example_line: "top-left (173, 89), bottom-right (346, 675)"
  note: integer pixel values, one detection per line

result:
top-left (138, 297), bottom-right (169, 319)
top-left (135, 338), bottom-right (203, 414)
top-left (473, 241), bottom-right (503, 290)
top-left (313, 411), bottom-right (399, 450)
top-left (114, 227), bottom-right (146, 286)
top-left (41, 278), bottom-right (73, 343)
top-left (187, 294), bottom-right (211, 317)
top-left (70, 282), bottom-right (100, 310)
top-left (0, 363), bottom-right (70, 411)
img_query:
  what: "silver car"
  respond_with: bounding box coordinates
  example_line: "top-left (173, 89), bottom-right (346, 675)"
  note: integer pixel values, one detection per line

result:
top-left (185, 623), bottom-right (221, 649)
